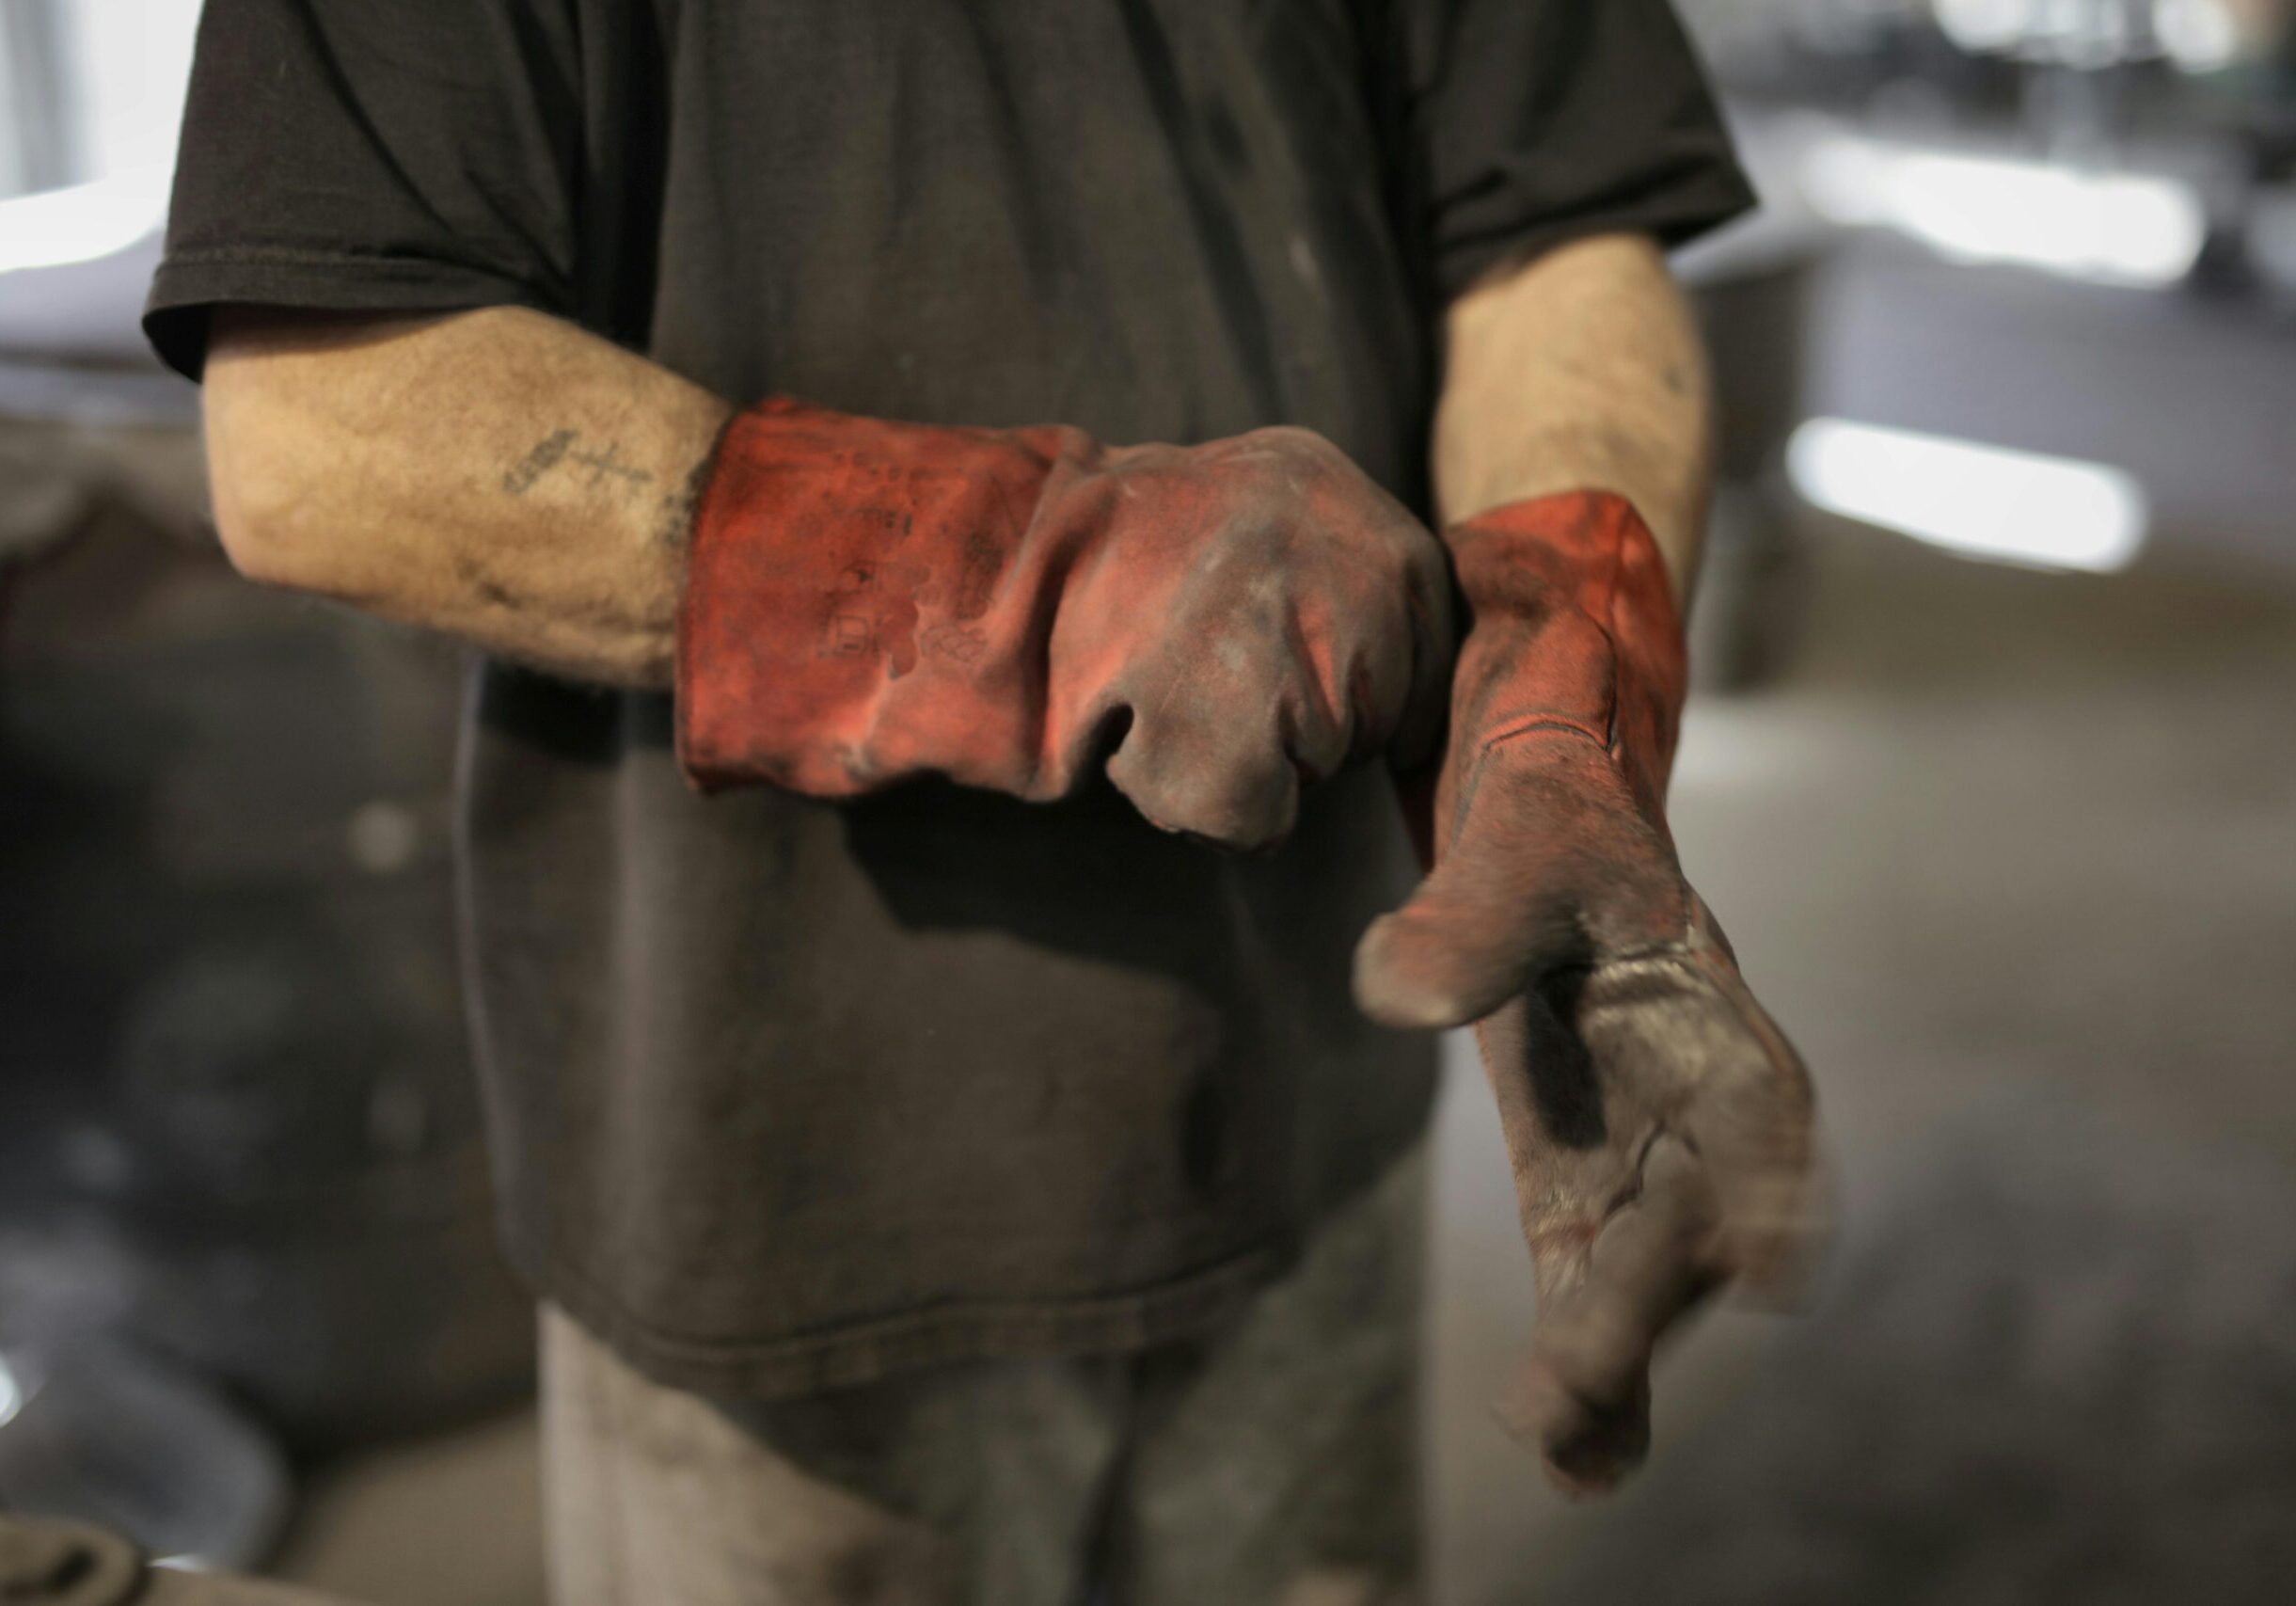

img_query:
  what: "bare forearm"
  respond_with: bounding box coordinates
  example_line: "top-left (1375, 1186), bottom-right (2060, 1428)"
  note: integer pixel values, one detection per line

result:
top-left (203, 306), bottom-right (733, 688)
top-left (1433, 233), bottom-right (1714, 601)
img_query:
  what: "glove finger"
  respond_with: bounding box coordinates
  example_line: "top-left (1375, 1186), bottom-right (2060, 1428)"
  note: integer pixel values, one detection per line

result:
top-left (1283, 543), bottom-right (1427, 779)
top-left (1354, 740), bottom-right (1653, 1029)
top-left (1353, 865), bottom-right (1576, 1031)
top-left (1674, 970), bottom-right (1826, 1299)
top-left (1497, 1134), bottom-right (1721, 1495)
top-left (1576, 907), bottom-right (1825, 1300)
top-left (1387, 528), bottom-right (1458, 772)
top-left (1106, 697), bottom-right (1301, 852)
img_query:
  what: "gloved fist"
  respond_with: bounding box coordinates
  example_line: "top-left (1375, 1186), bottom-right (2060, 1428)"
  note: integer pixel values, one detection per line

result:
top-left (678, 404), bottom-right (1454, 849)
top-left (1354, 491), bottom-right (1821, 1495)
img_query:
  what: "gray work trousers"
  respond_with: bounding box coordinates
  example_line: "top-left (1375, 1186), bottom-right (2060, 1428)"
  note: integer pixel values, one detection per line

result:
top-left (540, 1145), bottom-right (1427, 1606)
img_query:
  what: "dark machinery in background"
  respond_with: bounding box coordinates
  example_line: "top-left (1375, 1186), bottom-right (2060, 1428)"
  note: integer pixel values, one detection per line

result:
top-left (1, 4), bottom-right (534, 1572)
top-left (0, 397), bottom-right (536, 1569)
top-left (1673, 0), bottom-right (2296, 682)
top-left (1687, 0), bottom-right (2296, 294)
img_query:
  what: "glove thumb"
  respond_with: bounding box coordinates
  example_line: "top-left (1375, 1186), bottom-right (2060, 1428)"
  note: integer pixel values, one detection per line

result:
top-left (1357, 735), bottom-right (1666, 1030)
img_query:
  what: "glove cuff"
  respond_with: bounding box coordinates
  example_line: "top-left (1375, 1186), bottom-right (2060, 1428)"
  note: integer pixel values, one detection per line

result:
top-left (673, 399), bottom-right (1074, 794)
top-left (1442, 489), bottom-right (1688, 806)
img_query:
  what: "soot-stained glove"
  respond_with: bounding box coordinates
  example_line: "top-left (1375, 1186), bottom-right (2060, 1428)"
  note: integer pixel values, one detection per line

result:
top-left (1354, 490), bottom-right (1822, 1495)
top-left (677, 401), bottom-right (1455, 849)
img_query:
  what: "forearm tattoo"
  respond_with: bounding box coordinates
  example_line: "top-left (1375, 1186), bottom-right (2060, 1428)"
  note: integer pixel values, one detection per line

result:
top-left (502, 427), bottom-right (712, 552)
top-left (655, 455), bottom-right (712, 549)
top-left (502, 428), bottom-right (655, 497)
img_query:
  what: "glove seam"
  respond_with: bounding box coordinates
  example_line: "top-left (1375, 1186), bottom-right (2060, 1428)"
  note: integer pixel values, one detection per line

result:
top-left (1574, 908), bottom-right (1710, 973)
top-left (1473, 713), bottom-right (1609, 762)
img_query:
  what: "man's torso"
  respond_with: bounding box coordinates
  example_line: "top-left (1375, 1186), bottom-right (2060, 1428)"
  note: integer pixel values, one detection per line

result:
top-left (461, 0), bottom-right (1443, 1392)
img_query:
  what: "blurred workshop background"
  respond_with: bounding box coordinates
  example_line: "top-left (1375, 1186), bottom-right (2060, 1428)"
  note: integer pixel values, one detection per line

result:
top-left (2, 2), bottom-right (2292, 1602)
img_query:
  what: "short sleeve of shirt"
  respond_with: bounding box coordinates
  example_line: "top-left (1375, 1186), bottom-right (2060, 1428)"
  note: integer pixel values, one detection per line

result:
top-left (1402, 0), bottom-right (1757, 299)
top-left (144, 0), bottom-right (588, 379)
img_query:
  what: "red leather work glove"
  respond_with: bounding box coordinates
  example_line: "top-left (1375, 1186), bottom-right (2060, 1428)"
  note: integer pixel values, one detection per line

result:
top-left (1354, 491), bottom-right (1822, 1494)
top-left (677, 401), bottom-right (1454, 849)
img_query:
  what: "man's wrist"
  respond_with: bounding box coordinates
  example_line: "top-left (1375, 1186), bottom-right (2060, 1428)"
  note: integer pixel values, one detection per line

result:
top-left (1444, 474), bottom-right (1698, 608)
top-left (1442, 489), bottom-right (1688, 810)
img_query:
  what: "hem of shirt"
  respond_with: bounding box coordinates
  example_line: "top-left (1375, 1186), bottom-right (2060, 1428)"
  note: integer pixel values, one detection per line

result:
top-left (499, 1221), bottom-right (1299, 1402)
top-left (142, 246), bottom-right (560, 381)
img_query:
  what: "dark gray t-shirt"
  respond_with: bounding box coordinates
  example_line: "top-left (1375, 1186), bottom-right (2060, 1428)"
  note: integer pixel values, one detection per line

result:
top-left (148, 0), bottom-right (1752, 1396)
